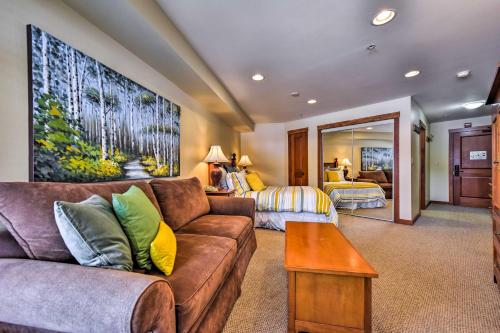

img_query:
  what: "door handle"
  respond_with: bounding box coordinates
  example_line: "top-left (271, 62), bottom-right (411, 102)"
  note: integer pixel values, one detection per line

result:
top-left (454, 165), bottom-right (460, 176)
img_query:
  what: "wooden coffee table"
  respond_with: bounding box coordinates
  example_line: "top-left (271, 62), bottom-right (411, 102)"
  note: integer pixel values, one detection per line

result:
top-left (284, 222), bottom-right (378, 333)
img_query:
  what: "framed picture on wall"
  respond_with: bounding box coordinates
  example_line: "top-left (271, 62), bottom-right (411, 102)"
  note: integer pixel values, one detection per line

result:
top-left (361, 147), bottom-right (393, 171)
top-left (27, 25), bottom-right (181, 182)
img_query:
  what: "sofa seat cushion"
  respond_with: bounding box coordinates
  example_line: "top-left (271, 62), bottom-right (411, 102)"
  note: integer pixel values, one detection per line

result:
top-left (177, 215), bottom-right (253, 248)
top-left (155, 234), bottom-right (237, 333)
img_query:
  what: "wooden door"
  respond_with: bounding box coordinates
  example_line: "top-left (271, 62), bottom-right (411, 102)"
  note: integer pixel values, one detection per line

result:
top-left (288, 128), bottom-right (308, 186)
top-left (493, 118), bottom-right (500, 212)
top-left (450, 126), bottom-right (492, 208)
top-left (419, 122), bottom-right (427, 210)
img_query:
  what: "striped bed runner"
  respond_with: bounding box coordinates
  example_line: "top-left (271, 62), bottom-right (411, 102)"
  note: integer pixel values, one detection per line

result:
top-left (239, 186), bottom-right (332, 216)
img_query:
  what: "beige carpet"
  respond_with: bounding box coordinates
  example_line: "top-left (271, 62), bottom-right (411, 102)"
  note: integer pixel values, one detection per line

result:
top-left (223, 204), bottom-right (500, 333)
top-left (350, 199), bottom-right (393, 221)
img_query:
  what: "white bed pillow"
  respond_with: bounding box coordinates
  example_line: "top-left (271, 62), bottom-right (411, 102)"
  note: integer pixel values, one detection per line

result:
top-left (236, 170), bottom-right (251, 192)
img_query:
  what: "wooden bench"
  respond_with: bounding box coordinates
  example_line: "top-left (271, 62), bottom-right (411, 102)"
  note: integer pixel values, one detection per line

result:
top-left (285, 222), bottom-right (378, 333)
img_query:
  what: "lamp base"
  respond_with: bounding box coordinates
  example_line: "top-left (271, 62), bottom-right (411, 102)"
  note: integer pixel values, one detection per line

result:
top-left (210, 164), bottom-right (222, 188)
top-left (343, 167), bottom-right (348, 178)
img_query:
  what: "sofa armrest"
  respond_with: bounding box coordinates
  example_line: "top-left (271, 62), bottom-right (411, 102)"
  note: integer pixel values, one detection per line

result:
top-left (208, 197), bottom-right (256, 221)
top-left (357, 178), bottom-right (378, 184)
top-left (0, 259), bottom-right (175, 333)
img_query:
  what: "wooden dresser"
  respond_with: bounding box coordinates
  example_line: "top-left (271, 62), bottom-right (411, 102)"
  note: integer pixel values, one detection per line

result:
top-left (487, 63), bottom-right (500, 291)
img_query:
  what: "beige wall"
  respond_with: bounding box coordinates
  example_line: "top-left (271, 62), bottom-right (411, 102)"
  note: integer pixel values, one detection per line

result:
top-left (322, 131), bottom-right (393, 178)
top-left (241, 123), bottom-right (287, 186)
top-left (429, 116), bottom-right (491, 202)
top-left (0, 0), bottom-right (239, 184)
top-left (241, 97), bottom-right (414, 220)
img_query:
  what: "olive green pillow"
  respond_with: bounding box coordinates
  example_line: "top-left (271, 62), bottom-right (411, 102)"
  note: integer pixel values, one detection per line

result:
top-left (112, 185), bottom-right (161, 270)
top-left (54, 195), bottom-right (133, 271)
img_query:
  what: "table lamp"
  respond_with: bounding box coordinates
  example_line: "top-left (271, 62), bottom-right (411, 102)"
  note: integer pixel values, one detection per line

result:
top-left (238, 155), bottom-right (253, 170)
top-left (203, 145), bottom-right (229, 187)
top-left (340, 158), bottom-right (352, 178)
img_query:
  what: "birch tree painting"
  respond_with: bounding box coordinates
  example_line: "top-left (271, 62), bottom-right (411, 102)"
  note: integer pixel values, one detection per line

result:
top-left (29, 25), bottom-right (181, 182)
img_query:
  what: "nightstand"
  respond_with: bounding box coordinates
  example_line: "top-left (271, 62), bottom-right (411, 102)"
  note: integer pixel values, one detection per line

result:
top-left (205, 189), bottom-right (235, 197)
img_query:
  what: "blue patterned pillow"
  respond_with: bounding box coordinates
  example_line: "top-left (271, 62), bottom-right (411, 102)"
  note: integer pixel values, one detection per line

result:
top-left (219, 167), bottom-right (228, 189)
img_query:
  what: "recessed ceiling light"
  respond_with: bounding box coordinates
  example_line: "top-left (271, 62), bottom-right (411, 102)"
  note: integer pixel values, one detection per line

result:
top-left (307, 99), bottom-right (317, 105)
top-left (252, 73), bottom-right (264, 81)
top-left (290, 91), bottom-right (300, 97)
top-left (366, 127), bottom-right (373, 130)
top-left (456, 70), bottom-right (471, 79)
top-left (372, 9), bottom-right (396, 26)
top-left (462, 100), bottom-right (485, 110)
top-left (404, 70), bottom-right (420, 78)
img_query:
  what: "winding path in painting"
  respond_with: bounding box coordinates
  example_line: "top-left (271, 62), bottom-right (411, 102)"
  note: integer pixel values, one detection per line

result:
top-left (124, 159), bottom-right (151, 179)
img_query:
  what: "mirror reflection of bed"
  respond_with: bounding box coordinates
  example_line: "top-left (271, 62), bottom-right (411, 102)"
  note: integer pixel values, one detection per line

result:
top-left (321, 120), bottom-right (394, 222)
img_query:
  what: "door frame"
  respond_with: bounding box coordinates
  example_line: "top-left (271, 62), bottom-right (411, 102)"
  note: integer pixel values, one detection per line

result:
top-left (448, 125), bottom-right (492, 205)
top-left (288, 127), bottom-right (309, 186)
top-left (317, 112), bottom-right (400, 224)
top-left (419, 121), bottom-right (427, 210)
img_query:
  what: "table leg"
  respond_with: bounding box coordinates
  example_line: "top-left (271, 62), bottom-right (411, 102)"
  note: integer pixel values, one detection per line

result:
top-left (288, 271), bottom-right (296, 333)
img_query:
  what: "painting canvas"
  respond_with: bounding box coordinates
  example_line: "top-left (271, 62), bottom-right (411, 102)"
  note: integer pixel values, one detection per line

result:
top-left (28, 25), bottom-right (180, 182)
top-left (361, 147), bottom-right (393, 171)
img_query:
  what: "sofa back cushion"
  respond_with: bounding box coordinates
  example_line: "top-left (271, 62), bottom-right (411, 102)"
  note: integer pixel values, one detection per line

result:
top-left (0, 221), bottom-right (27, 258)
top-left (150, 177), bottom-right (210, 231)
top-left (0, 180), bottom-right (160, 262)
top-left (358, 170), bottom-right (388, 183)
top-left (383, 170), bottom-right (393, 183)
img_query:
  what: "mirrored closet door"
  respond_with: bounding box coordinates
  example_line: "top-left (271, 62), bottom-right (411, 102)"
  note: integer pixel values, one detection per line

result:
top-left (321, 120), bottom-right (394, 222)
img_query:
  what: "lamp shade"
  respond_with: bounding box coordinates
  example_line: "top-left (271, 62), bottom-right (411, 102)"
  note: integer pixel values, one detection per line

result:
top-left (341, 158), bottom-right (352, 166)
top-left (238, 155), bottom-right (253, 167)
top-left (203, 145), bottom-right (229, 163)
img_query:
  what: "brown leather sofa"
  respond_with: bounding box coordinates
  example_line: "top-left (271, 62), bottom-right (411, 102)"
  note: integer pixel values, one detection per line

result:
top-left (357, 170), bottom-right (393, 199)
top-left (0, 177), bottom-right (256, 333)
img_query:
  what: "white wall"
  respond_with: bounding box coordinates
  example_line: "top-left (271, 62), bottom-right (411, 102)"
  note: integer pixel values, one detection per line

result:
top-left (0, 0), bottom-right (239, 184)
top-left (241, 97), bottom-right (414, 220)
top-left (410, 100), bottom-right (430, 218)
top-left (429, 116), bottom-right (491, 202)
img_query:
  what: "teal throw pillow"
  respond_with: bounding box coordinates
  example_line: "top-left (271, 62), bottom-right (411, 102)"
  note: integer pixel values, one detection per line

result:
top-left (112, 185), bottom-right (161, 270)
top-left (54, 194), bottom-right (133, 271)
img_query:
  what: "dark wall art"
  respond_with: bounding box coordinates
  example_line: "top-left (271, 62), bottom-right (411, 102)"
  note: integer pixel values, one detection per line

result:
top-left (28, 25), bottom-right (180, 182)
top-left (361, 147), bottom-right (393, 171)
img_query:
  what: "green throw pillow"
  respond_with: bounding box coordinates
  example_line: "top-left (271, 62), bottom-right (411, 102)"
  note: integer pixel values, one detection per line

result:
top-left (54, 195), bottom-right (133, 271)
top-left (112, 185), bottom-right (161, 270)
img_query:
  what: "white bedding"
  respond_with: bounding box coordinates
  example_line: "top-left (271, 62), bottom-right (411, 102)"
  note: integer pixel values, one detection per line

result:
top-left (254, 203), bottom-right (338, 231)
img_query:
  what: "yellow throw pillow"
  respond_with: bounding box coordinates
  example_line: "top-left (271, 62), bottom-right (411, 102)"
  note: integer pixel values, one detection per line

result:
top-left (150, 221), bottom-right (177, 276)
top-left (246, 173), bottom-right (266, 191)
top-left (326, 170), bottom-right (344, 182)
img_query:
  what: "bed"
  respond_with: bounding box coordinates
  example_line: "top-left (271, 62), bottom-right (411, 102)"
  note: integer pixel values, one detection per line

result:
top-left (323, 181), bottom-right (387, 210)
top-left (237, 185), bottom-right (338, 231)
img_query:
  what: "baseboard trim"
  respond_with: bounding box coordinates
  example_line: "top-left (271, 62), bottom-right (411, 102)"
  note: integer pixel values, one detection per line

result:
top-left (430, 200), bottom-right (451, 205)
top-left (397, 212), bottom-right (421, 225)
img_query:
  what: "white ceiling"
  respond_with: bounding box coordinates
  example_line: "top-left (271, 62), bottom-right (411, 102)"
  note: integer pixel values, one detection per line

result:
top-left (157, 0), bottom-right (500, 123)
top-left (64, 0), bottom-right (254, 131)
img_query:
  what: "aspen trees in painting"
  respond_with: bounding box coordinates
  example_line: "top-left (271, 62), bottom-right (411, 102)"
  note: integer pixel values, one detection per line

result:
top-left (29, 26), bottom-right (181, 182)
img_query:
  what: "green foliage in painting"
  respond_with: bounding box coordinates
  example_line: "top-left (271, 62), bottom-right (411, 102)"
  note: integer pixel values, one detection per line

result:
top-left (33, 94), bottom-right (124, 182)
